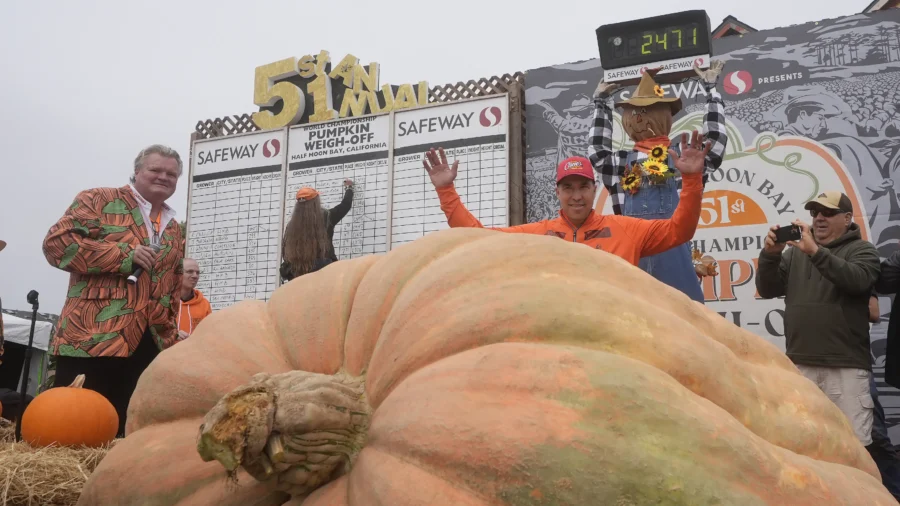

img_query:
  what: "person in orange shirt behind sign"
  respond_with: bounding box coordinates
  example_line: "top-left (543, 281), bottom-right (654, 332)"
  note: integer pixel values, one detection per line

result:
top-left (176, 258), bottom-right (211, 340)
top-left (422, 134), bottom-right (710, 267)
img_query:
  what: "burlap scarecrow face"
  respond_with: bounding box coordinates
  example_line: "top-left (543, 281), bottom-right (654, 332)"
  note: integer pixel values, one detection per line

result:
top-left (616, 68), bottom-right (682, 143)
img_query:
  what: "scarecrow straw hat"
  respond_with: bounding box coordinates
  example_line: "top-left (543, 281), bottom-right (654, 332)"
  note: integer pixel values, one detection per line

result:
top-left (615, 67), bottom-right (682, 115)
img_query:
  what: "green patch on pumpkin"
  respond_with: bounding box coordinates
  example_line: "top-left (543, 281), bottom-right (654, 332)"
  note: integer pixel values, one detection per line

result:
top-left (497, 348), bottom-right (766, 506)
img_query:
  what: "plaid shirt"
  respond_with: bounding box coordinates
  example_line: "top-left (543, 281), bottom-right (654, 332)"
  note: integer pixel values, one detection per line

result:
top-left (587, 82), bottom-right (728, 215)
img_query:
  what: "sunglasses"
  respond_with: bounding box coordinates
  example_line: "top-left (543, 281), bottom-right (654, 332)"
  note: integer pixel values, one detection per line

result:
top-left (809, 208), bottom-right (843, 218)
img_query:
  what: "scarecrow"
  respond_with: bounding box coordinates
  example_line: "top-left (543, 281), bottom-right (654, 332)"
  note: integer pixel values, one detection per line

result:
top-left (587, 62), bottom-right (727, 302)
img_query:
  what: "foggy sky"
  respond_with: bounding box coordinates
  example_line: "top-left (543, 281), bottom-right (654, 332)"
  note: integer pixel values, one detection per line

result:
top-left (0, 0), bottom-right (858, 315)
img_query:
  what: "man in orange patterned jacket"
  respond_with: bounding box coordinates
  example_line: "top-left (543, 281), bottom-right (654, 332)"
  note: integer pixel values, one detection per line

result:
top-left (43, 144), bottom-right (185, 436)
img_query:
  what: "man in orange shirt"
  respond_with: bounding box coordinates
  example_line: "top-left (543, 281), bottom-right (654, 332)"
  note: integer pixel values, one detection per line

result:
top-left (422, 131), bottom-right (710, 266)
top-left (176, 258), bottom-right (211, 340)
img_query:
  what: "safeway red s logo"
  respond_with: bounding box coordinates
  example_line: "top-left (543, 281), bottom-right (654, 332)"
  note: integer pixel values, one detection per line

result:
top-left (262, 139), bottom-right (281, 158)
top-left (723, 71), bottom-right (753, 95)
top-left (479, 106), bottom-right (502, 127)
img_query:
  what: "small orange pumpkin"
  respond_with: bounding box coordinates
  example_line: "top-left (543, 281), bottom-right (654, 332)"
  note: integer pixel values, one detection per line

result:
top-left (22, 374), bottom-right (118, 448)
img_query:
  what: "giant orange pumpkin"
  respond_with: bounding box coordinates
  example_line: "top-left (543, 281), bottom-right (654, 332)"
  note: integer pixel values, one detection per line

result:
top-left (78, 228), bottom-right (896, 505)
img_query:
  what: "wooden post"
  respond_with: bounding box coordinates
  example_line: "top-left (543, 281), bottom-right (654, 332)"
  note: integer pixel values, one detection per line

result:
top-left (507, 81), bottom-right (526, 226)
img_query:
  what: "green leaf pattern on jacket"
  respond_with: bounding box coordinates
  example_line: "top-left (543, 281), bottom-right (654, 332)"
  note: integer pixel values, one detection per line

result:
top-left (130, 207), bottom-right (144, 226)
top-left (100, 224), bottom-right (129, 237)
top-left (57, 344), bottom-right (91, 357)
top-left (71, 219), bottom-right (91, 237)
top-left (58, 243), bottom-right (80, 270)
top-left (67, 281), bottom-right (88, 298)
top-left (102, 199), bottom-right (130, 215)
top-left (96, 299), bottom-right (134, 322)
top-left (87, 332), bottom-right (118, 347)
top-left (152, 267), bottom-right (169, 284)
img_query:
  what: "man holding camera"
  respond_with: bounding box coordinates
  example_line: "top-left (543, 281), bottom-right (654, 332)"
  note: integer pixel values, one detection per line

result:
top-left (756, 191), bottom-right (880, 450)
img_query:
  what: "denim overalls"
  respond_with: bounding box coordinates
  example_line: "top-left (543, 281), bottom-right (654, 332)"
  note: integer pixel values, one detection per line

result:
top-left (622, 150), bottom-right (704, 303)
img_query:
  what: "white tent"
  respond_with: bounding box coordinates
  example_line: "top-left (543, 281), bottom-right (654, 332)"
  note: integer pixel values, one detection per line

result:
top-left (3, 313), bottom-right (53, 396)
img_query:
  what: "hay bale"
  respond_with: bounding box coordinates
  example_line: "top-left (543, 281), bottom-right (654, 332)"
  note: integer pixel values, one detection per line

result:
top-left (0, 419), bottom-right (121, 506)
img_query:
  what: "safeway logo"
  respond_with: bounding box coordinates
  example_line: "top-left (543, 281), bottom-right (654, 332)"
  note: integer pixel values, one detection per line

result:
top-left (262, 139), bottom-right (281, 158)
top-left (479, 106), bottom-right (502, 127)
top-left (723, 71), bottom-right (753, 95)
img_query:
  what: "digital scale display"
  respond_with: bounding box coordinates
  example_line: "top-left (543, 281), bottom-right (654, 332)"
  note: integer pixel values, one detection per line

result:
top-left (596, 10), bottom-right (712, 84)
top-left (607, 22), bottom-right (702, 63)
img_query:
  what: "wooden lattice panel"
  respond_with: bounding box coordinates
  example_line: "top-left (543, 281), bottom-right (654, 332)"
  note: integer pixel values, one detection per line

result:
top-left (428, 73), bottom-right (525, 103)
top-left (195, 114), bottom-right (260, 139)
top-left (193, 72), bottom-right (525, 139)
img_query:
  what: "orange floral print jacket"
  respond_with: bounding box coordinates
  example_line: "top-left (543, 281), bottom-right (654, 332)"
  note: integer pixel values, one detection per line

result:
top-left (43, 186), bottom-right (184, 358)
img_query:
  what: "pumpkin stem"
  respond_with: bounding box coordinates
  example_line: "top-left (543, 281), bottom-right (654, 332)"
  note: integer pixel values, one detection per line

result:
top-left (197, 370), bottom-right (370, 498)
top-left (69, 374), bottom-right (86, 389)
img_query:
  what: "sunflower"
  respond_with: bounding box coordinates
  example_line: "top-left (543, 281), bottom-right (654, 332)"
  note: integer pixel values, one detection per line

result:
top-left (622, 173), bottom-right (641, 194)
top-left (649, 144), bottom-right (668, 161)
top-left (653, 85), bottom-right (665, 98)
top-left (641, 158), bottom-right (670, 178)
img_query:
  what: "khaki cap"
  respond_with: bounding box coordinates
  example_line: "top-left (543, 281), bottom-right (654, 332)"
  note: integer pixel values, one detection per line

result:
top-left (804, 191), bottom-right (852, 213)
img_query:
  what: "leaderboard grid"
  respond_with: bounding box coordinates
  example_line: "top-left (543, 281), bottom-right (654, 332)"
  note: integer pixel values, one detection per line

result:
top-left (188, 166), bottom-right (282, 310)
top-left (284, 157), bottom-right (389, 260)
top-left (391, 135), bottom-right (508, 247)
top-left (186, 95), bottom-right (512, 313)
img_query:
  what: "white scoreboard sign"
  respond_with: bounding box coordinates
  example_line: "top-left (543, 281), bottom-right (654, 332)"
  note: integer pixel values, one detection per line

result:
top-left (186, 94), bottom-right (513, 310)
top-left (391, 95), bottom-right (509, 247)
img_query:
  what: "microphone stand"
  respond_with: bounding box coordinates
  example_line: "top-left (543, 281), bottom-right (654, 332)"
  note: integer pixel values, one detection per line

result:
top-left (15, 290), bottom-right (39, 442)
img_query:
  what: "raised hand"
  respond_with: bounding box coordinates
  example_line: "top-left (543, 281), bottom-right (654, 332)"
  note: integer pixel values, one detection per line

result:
top-left (594, 80), bottom-right (620, 99)
top-left (694, 59), bottom-right (725, 84)
top-left (422, 148), bottom-right (458, 189)
top-left (672, 130), bottom-right (712, 175)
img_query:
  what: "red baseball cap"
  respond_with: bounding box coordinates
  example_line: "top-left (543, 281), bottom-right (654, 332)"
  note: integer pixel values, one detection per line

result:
top-left (556, 156), bottom-right (595, 183)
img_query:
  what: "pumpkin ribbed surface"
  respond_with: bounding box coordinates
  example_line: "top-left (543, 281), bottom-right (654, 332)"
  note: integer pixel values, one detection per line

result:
top-left (77, 228), bottom-right (896, 505)
top-left (22, 374), bottom-right (118, 448)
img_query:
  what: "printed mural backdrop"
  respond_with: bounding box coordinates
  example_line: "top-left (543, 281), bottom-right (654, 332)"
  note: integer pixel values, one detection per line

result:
top-left (525, 9), bottom-right (900, 441)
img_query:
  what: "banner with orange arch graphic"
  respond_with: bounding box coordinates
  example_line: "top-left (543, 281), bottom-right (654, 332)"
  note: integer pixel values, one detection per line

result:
top-left (594, 129), bottom-right (870, 352)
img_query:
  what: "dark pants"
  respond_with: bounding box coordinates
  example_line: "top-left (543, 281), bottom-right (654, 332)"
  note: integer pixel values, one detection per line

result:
top-left (0, 341), bottom-right (27, 390)
top-left (53, 329), bottom-right (159, 437)
top-left (868, 374), bottom-right (900, 501)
